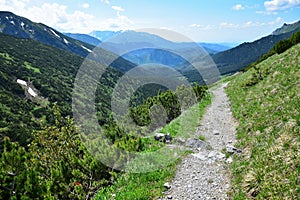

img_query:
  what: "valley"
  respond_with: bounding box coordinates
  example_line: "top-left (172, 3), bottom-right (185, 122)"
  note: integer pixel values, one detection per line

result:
top-left (0, 9), bottom-right (299, 200)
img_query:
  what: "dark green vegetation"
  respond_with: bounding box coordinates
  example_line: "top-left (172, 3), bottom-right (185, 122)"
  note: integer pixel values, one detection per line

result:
top-left (226, 42), bottom-right (300, 199)
top-left (0, 27), bottom-right (209, 198)
top-left (130, 84), bottom-right (208, 128)
top-left (0, 32), bottom-right (123, 150)
top-left (0, 106), bottom-right (112, 199)
top-left (213, 20), bottom-right (300, 75)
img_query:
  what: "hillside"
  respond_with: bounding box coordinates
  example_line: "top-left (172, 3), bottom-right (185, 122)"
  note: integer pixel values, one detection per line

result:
top-left (0, 11), bottom-right (97, 57)
top-left (213, 21), bottom-right (300, 74)
top-left (0, 32), bottom-right (125, 150)
top-left (226, 44), bottom-right (300, 199)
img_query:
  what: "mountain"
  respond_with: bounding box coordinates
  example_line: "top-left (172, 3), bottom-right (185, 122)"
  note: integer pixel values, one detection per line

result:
top-left (102, 30), bottom-right (219, 84)
top-left (90, 30), bottom-right (230, 54)
top-left (272, 20), bottom-right (300, 35)
top-left (199, 43), bottom-right (231, 54)
top-left (213, 21), bottom-right (300, 75)
top-left (0, 32), bottom-right (127, 149)
top-left (90, 30), bottom-right (123, 41)
top-left (0, 11), bottom-right (136, 73)
top-left (64, 33), bottom-right (102, 46)
top-left (0, 11), bottom-right (95, 57)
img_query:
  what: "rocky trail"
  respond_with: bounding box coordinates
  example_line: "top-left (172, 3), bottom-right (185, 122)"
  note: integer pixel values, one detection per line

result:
top-left (161, 83), bottom-right (239, 200)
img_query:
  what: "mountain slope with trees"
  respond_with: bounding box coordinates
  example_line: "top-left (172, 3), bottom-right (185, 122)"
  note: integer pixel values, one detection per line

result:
top-left (213, 21), bottom-right (300, 74)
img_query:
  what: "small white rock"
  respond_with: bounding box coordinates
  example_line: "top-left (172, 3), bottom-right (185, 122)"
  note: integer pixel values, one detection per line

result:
top-left (226, 157), bottom-right (233, 164)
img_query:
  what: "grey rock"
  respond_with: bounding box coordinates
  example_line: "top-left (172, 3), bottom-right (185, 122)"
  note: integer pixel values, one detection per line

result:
top-left (185, 138), bottom-right (206, 149)
top-left (226, 157), bottom-right (233, 164)
top-left (192, 152), bottom-right (207, 161)
top-left (213, 130), bottom-right (220, 135)
top-left (208, 151), bottom-right (218, 158)
top-left (216, 152), bottom-right (226, 160)
top-left (226, 144), bottom-right (241, 153)
top-left (164, 182), bottom-right (172, 190)
top-left (176, 137), bottom-right (186, 144)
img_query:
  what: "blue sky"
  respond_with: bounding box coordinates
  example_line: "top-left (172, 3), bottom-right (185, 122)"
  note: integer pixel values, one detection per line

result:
top-left (0, 0), bottom-right (299, 43)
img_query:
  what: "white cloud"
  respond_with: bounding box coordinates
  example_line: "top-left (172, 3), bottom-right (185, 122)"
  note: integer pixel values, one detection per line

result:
top-left (256, 10), bottom-right (278, 15)
top-left (101, 0), bottom-right (109, 4)
top-left (0, 1), bottom-right (95, 33)
top-left (242, 21), bottom-right (266, 28)
top-left (189, 24), bottom-right (214, 30)
top-left (111, 6), bottom-right (125, 12)
top-left (264, 0), bottom-right (300, 11)
top-left (219, 22), bottom-right (240, 29)
top-left (0, 0), bottom-right (134, 32)
top-left (99, 5), bottom-right (133, 30)
top-left (102, 13), bottom-right (133, 30)
top-left (232, 4), bottom-right (245, 10)
top-left (82, 3), bottom-right (90, 9)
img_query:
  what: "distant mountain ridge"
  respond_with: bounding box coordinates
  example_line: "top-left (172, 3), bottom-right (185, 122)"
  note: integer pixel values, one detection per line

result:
top-left (0, 11), bottom-right (136, 73)
top-left (213, 20), bottom-right (300, 74)
top-left (0, 11), bottom-right (94, 57)
top-left (64, 33), bottom-right (101, 46)
top-left (90, 30), bottom-right (123, 41)
top-left (272, 20), bottom-right (300, 35)
top-left (89, 30), bottom-right (231, 54)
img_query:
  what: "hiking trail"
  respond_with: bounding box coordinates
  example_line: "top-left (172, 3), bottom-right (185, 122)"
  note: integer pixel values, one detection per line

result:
top-left (161, 82), bottom-right (238, 200)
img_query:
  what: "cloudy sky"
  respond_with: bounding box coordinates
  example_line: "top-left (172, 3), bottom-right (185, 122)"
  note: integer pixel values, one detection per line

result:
top-left (0, 0), bottom-right (299, 43)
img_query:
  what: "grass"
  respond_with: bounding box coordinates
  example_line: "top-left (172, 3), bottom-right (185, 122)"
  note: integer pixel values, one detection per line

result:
top-left (198, 135), bottom-right (206, 141)
top-left (226, 44), bottom-right (300, 199)
top-left (94, 94), bottom-right (212, 199)
top-left (24, 61), bottom-right (41, 74)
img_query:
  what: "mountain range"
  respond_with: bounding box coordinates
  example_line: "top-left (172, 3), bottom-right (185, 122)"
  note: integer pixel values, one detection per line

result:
top-left (213, 20), bottom-right (300, 74)
top-left (65, 30), bottom-right (231, 54)
top-left (1, 11), bottom-right (299, 79)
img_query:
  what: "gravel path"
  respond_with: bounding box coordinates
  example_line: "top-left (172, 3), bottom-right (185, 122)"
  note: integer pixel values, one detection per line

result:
top-left (161, 82), bottom-right (238, 200)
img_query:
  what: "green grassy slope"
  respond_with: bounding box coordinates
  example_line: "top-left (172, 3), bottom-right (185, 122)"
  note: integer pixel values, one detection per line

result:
top-left (226, 44), bottom-right (299, 199)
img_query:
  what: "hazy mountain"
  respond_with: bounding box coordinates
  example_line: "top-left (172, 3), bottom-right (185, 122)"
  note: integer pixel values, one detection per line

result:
top-left (213, 21), bottom-right (300, 75)
top-left (89, 30), bottom-right (123, 41)
top-left (199, 43), bottom-right (231, 54)
top-left (64, 33), bottom-right (101, 46)
top-left (90, 30), bottom-right (231, 54)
